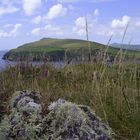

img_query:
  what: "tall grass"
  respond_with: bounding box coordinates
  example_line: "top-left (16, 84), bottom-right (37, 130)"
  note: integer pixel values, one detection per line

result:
top-left (0, 59), bottom-right (139, 139)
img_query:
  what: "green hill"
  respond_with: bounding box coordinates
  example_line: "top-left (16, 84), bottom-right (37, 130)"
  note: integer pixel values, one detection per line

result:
top-left (111, 43), bottom-right (140, 51)
top-left (3, 38), bottom-right (140, 61)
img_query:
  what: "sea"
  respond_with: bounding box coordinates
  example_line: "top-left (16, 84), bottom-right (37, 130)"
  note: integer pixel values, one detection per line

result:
top-left (0, 50), bottom-right (15, 70)
top-left (0, 50), bottom-right (139, 71)
top-left (0, 50), bottom-right (65, 71)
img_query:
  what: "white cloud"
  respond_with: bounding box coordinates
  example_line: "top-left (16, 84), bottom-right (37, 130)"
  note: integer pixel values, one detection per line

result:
top-left (0, 24), bottom-right (22, 37)
top-left (91, 0), bottom-right (115, 3)
top-left (0, 30), bottom-right (9, 37)
top-left (44, 25), bottom-right (63, 35)
top-left (73, 17), bottom-right (86, 36)
top-left (135, 21), bottom-right (140, 27)
top-left (31, 28), bottom-right (41, 35)
top-left (94, 21), bottom-right (130, 38)
top-left (57, 0), bottom-right (80, 3)
top-left (73, 28), bottom-right (86, 36)
top-left (10, 24), bottom-right (22, 37)
top-left (3, 24), bottom-right (13, 28)
top-left (95, 19), bottom-right (133, 38)
top-left (0, 0), bottom-right (21, 16)
top-left (68, 5), bottom-right (75, 10)
top-left (32, 16), bottom-right (42, 24)
top-left (75, 17), bottom-right (86, 28)
top-left (22, 0), bottom-right (42, 15)
top-left (111, 16), bottom-right (131, 28)
top-left (46, 4), bottom-right (67, 20)
top-left (94, 9), bottom-right (99, 16)
top-left (0, 4), bottom-right (19, 15)
top-left (0, 0), bottom-right (19, 4)
top-left (31, 24), bottom-right (63, 36)
top-left (97, 28), bottom-right (114, 37)
top-left (58, 0), bottom-right (115, 3)
top-left (73, 16), bottom-right (94, 36)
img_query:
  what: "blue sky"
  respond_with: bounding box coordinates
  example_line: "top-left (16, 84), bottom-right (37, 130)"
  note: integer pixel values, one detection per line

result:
top-left (0, 0), bottom-right (140, 50)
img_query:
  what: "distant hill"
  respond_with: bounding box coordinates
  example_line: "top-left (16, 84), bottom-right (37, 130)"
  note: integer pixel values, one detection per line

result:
top-left (111, 43), bottom-right (140, 51)
top-left (3, 38), bottom-right (140, 61)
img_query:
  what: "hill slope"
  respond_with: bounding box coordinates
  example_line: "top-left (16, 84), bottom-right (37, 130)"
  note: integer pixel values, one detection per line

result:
top-left (111, 43), bottom-right (140, 51)
top-left (3, 38), bottom-right (140, 61)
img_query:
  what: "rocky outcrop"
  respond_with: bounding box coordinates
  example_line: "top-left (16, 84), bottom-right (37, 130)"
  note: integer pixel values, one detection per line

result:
top-left (0, 91), bottom-right (115, 140)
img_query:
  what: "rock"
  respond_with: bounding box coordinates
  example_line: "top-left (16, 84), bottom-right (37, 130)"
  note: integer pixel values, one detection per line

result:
top-left (48, 98), bottom-right (66, 111)
top-left (0, 91), bottom-right (42, 140)
top-left (42, 101), bottom-right (114, 140)
top-left (0, 91), bottom-right (115, 140)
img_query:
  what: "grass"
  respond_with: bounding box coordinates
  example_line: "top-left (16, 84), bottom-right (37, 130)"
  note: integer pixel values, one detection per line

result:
top-left (3, 38), bottom-right (140, 61)
top-left (0, 60), bottom-right (140, 139)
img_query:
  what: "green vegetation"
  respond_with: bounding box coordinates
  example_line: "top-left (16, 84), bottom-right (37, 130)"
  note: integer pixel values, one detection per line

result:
top-left (3, 38), bottom-right (140, 61)
top-left (111, 43), bottom-right (140, 51)
top-left (0, 61), bottom-right (139, 139)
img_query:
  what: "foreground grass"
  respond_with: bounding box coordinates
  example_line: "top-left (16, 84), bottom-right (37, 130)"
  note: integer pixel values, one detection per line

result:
top-left (0, 62), bottom-right (140, 139)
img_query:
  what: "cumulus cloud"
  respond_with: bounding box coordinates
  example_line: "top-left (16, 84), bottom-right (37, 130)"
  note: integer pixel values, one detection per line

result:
top-left (97, 27), bottom-right (114, 37)
top-left (58, 0), bottom-right (115, 3)
top-left (0, 0), bottom-right (42, 16)
top-left (0, 0), bottom-right (19, 4)
top-left (46, 4), bottom-right (67, 20)
top-left (111, 16), bottom-right (131, 28)
top-left (22, 0), bottom-right (42, 15)
top-left (31, 28), bottom-right (41, 35)
top-left (73, 17), bottom-right (86, 36)
top-left (135, 21), bottom-right (140, 27)
top-left (73, 15), bottom-right (95, 36)
top-left (44, 25), bottom-right (63, 35)
top-left (96, 17), bottom-right (132, 38)
top-left (91, 0), bottom-right (115, 3)
top-left (0, 24), bottom-right (22, 37)
top-left (57, 0), bottom-right (80, 3)
top-left (75, 17), bottom-right (86, 28)
top-left (68, 5), bottom-right (75, 10)
top-left (72, 13), bottom-right (132, 39)
top-left (0, 3), bottom-right (19, 15)
top-left (94, 9), bottom-right (99, 17)
top-left (32, 16), bottom-right (42, 24)
top-left (31, 24), bottom-right (63, 36)
top-left (3, 24), bottom-right (13, 28)
top-left (10, 24), bottom-right (22, 36)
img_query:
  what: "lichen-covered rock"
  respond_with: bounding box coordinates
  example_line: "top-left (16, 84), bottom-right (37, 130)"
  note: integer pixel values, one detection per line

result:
top-left (0, 91), bottom-right (42, 140)
top-left (42, 99), bottom-right (114, 140)
top-left (48, 99), bottom-right (66, 111)
top-left (0, 91), bottom-right (115, 140)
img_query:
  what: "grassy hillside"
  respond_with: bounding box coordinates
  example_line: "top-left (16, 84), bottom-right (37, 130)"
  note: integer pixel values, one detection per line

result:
top-left (3, 38), bottom-right (140, 61)
top-left (111, 43), bottom-right (140, 51)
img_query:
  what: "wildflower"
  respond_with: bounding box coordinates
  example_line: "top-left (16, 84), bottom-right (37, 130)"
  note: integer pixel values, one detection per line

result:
top-left (44, 57), bottom-right (48, 64)
top-left (44, 68), bottom-right (49, 77)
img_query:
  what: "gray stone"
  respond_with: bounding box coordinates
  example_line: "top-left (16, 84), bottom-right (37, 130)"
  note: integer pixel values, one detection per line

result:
top-left (0, 91), bottom-right (115, 140)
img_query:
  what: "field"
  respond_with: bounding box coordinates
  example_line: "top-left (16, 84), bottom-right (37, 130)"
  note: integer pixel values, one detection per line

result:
top-left (0, 60), bottom-right (140, 139)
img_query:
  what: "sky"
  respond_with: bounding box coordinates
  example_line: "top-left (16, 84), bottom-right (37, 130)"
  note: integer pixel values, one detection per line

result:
top-left (0, 0), bottom-right (140, 50)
